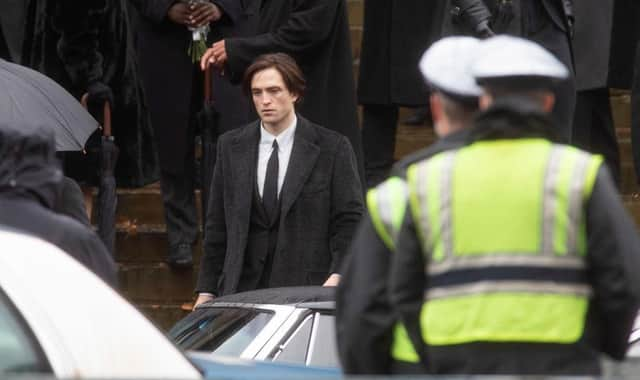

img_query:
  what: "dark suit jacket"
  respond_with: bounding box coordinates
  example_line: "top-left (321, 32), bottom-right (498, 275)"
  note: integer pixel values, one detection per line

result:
top-left (196, 116), bottom-right (364, 296)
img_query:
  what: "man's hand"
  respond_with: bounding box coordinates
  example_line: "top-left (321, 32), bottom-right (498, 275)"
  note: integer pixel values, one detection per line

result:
top-left (323, 273), bottom-right (341, 287)
top-left (189, 2), bottom-right (223, 27)
top-left (167, 2), bottom-right (191, 25)
top-left (200, 40), bottom-right (227, 70)
top-left (193, 293), bottom-right (215, 310)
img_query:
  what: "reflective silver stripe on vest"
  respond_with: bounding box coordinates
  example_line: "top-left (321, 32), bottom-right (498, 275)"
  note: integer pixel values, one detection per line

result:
top-left (413, 161), bottom-right (432, 255)
top-left (566, 151), bottom-right (591, 255)
top-left (375, 179), bottom-right (408, 242)
top-left (439, 151), bottom-right (457, 261)
top-left (541, 145), bottom-right (565, 255)
top-left (424, 281), bottom-right (592, 301)
top-left (428, 254), bottom-right (585, 276)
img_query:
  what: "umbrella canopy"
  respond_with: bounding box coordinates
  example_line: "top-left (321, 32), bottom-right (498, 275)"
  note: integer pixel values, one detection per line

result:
top-left (0, 58), bottom-right (99, 151)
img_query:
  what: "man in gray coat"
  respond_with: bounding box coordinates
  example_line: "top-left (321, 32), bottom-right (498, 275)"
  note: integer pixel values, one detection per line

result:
top-left (194, 54), bottom-right (363, 305)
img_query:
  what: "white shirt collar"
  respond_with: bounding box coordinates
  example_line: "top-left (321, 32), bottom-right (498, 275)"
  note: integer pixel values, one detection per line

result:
top-left (259, 114), bottom-right (297, 151)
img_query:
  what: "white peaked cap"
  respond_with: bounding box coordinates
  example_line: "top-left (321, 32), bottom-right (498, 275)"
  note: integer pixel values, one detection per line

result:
top-left (419, 36), bottom-right (483, 98)
top-left (472, 35), bottom-right (569, 84)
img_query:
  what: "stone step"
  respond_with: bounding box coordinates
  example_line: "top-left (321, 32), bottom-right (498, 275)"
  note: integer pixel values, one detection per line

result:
top-left (119, 259), bottom-right (199, 303)
top-left (115, 224), bottom-right (202, 264)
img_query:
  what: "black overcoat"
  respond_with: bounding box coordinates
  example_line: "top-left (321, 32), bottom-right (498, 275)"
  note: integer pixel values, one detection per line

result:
top-left (222, 0), bottom-right (364, 179)
top-left (608, 0), bottom-right (639, 89)
top-left (356, 1), bottom-right (443, 106)
top-left (572, 0), bottom-right (614, 91)
top-left (130, 0), bottom-right (242, 174)
top-left (196, 116), bottom-right (364, 296)
top-left (22, 0), bottom-right (159, 187)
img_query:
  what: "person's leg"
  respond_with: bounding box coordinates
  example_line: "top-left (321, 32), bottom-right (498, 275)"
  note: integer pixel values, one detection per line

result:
top-left (361, 104), bottom-right (399, 188)
top-left (573, 89), bottom-right (621, 187)
top-left (161, 123), bottom-right (198, 269)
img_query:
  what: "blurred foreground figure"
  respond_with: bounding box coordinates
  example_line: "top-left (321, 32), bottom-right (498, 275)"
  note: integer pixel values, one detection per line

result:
top-left (0, 123), bottom-right (116, 287)
top-left (337, 36), bottom-right (482, 375)
top-left (391, 36), bottom-right (640, 375)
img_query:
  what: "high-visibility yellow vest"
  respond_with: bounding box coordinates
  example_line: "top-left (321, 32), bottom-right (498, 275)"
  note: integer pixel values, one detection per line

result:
top-left (406, 139), bottom-right (603, 346)
top-left (367, 177), bottom-right (420, 364)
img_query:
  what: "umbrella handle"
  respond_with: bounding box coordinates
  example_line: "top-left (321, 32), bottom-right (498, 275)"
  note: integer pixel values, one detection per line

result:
top-left (204, 66), bottom-right (212, 105)
top-left (81, 93), bottom-right (112, 138)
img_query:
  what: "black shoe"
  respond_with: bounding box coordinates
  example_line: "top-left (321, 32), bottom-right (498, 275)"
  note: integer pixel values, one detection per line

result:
top-left (403, 107), bottom-right (431, 126)
top-left (167, 243), bottom-right (193, 270)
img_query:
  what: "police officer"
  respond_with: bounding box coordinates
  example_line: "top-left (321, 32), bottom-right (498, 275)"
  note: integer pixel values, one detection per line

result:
top-left (390, 35), bottom-right (640, 375)
top-left (336, 36), bottom-right (482, 375)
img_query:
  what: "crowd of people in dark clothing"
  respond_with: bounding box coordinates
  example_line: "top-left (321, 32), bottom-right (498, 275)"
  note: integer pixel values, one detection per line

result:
top-left (2, 0), bottom-right (640, 376)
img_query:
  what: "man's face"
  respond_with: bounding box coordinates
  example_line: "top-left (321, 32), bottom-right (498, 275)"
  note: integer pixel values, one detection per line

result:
top-left (251, 68), bottom-right (298, 127)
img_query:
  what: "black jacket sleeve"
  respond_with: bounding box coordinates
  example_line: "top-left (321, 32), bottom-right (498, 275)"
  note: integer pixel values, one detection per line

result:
top-left (586, 166), bottom-right (640, 360)
top-left (336, 216), bottom-right (394, 374)
top-left (196, 137), bottom-right (228, 295)
top-left (224, 0), bottom-right (341, 81)
top-left (389, 207), bottom-right (429, 368)
top-left (328, 136), bottom-right (364, 273)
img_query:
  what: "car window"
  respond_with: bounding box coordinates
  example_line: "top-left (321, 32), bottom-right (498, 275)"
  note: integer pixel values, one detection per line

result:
top-left (171, 307), bottom-right (273, 355)
top-left (272, 314), bottom-right (313, 364)
top-left (0, 290), bottom-right (50, 374)
top-left (306, 313), bottom-right (339, 368)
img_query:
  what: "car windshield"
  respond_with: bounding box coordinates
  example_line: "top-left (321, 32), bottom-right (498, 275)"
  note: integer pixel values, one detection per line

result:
top-left (170, 307), bottom-right (274, 356)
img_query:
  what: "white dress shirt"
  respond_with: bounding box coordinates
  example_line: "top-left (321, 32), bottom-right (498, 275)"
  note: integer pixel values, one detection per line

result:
top-left (257, 116), bottom-right (297, 198)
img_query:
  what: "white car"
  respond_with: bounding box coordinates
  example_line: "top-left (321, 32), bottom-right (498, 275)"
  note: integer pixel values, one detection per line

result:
top-left (0, 228), bottom-right (201, 379)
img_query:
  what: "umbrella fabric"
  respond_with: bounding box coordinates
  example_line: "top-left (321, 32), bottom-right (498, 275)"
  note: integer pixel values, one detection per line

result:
top-left (0, 58), bottom-right (98, 151)
top-left (197, 68), bottom-right (219, 230)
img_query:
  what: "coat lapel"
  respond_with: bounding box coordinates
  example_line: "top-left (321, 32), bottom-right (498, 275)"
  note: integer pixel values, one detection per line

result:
top-left (280, 117), bottom-right (320, 218)
top-left (230, 122), bottom-right (260, 233)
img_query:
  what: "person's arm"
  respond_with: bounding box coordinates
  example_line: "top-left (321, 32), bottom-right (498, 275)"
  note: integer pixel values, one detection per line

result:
top-left (389, 205), bottom-right (428, 367)
top-left (336, 216), bottom-right (395, 374)
top-left (195, 138), bottom-right (228, 302)
top-left (327, 136), bottom-right (365, 276)
top-left (586, 167), bottom-right (640, 359)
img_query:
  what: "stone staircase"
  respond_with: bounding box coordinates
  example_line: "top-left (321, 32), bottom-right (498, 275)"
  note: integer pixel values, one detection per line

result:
top-left (112, 0), bottom-right (640, 331)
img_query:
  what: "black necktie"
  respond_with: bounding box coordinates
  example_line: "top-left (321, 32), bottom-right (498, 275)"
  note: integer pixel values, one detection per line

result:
top-left (263, 139), bottom-right (279, 223)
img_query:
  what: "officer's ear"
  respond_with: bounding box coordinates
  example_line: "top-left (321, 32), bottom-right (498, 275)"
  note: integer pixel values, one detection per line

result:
top-left (541, 92), bottom-right (555, 113)
top-left (479, 93), bottom-right (494, 111)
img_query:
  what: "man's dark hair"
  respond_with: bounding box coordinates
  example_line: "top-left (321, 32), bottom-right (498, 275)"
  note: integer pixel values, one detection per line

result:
top-left (242, 53), bottom-right (306, 102)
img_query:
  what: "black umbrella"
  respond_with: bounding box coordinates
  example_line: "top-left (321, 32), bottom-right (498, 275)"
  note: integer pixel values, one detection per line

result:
top-left (82, 95), bottom-right (118, 255)
top-left (0, 58), bottom-right (98, 151)
top-left (197, 67), bottom-right (219, 229)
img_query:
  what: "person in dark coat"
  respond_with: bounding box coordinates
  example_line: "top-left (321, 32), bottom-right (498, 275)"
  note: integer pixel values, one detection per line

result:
top-left (199, 0), bottom-right (365, 181)
top-left (441, 0), bottom-right (576, 142)
top-left (571, 0), bottom-right (620, 186)
top-left (0, 124), bottom-right (117, 287)
top-left (22, 0), bottom-right (159, 188)
top-left (0, 0), bottom-right (27, 63)
top-left (357, 0), bottom-right (445, 188)
top-left (54, 176), bottom-right (92, 227)
top-left (130, 0), bottom-right (242, 268)
top-left (195, 54), bottom-right (363, 305)
top-left (337, 36), bottom-right (482, 375)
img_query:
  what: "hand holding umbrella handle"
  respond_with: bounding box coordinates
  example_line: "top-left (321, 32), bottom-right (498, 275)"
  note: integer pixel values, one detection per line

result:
top-left (81, 93), bottom-right (112, 138)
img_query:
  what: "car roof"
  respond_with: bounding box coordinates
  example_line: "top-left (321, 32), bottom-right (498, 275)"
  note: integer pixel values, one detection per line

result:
top-left (208, 286), bottom-right (335, 307)
top-left (0, 229), bottom-right (200, 379)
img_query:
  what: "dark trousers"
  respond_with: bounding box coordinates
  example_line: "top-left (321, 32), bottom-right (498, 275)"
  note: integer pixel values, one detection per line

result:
top-left (159, 128), bottom-right (198, 250)
top-left (525, 18), bottom-right (576, 142)
top-left (362, 104), bottom-right (399, 188)
top-left (572, 88), bottom-right (621, 187)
